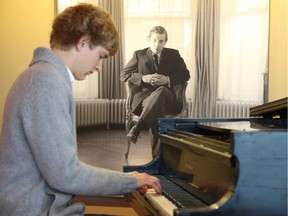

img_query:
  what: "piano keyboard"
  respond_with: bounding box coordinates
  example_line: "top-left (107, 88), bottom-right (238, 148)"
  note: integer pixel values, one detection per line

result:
top-left (144, 175), bottom-right (207, 216)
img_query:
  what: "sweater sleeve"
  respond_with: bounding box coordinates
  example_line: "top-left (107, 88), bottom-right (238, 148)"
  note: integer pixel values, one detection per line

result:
top-left (21, 68), bottom-right (137, 196)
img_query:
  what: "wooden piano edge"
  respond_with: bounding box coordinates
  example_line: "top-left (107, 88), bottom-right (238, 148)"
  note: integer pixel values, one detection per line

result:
top-left (72, 195), bottom-right (138, 216)
top-left (124, 191), bottom-right (163, 216)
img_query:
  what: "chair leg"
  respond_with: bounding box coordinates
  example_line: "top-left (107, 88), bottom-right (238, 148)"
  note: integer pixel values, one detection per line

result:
top-left (125, 119), bottom-right (138, 159)
top-left (125, 121), bottom-right (132, 159)
top-left (125, 139), bottom-right (131, 159)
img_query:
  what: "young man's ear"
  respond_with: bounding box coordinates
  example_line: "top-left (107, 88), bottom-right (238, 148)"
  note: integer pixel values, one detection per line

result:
top-left (76, 35), bottom-right (91, 51)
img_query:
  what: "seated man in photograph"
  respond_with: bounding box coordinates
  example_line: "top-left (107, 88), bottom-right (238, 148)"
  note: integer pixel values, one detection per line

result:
top-left (120, 26), bottom-right (190, 157)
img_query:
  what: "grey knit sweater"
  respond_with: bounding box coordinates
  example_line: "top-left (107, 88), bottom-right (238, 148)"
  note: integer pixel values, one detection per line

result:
top-left (0, 47), bottom-right (137, 215)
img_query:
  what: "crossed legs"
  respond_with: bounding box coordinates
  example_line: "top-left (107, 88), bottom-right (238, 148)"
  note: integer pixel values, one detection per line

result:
top-left (127, 86), bottom-right (175, 157)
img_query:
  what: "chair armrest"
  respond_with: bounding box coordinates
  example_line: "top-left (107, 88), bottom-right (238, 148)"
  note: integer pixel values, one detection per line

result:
top-left (173, 82), bottom-right (188, 116)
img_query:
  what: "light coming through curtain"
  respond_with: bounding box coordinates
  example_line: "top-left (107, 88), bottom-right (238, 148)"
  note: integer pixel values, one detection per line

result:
top-left (192, 0), bottom-right (220, 118)
top-left (217, 0), bottom-right (269, 103)
top-left (98, 0), bottom-right (126, 99)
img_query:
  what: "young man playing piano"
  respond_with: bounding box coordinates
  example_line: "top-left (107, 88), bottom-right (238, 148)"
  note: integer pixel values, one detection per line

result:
top-left (0, 4), bottom-right (161, 216)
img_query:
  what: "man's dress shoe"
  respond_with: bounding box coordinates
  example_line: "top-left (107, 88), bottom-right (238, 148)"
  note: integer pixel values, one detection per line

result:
top-left (127, 125), bottom-right (140, 144)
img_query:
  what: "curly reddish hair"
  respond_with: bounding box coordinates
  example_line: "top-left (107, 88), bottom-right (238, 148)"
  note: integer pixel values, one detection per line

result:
top-left (50, 3), bottom-right (119, 56)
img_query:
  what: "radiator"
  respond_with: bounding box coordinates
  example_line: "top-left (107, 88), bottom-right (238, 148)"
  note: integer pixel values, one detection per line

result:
top-left (75, 99), bottom-right (109, 127)
top-left (215, 101), bottom-right (260, 118)
top-left (75, 99), bottom-right (258, 127)
top-left (74, 99), bottom-right (126, 128)
top-left (187, 100), bottom-right (260, 118)
top-left (109, 99), bottom-right (126, 125)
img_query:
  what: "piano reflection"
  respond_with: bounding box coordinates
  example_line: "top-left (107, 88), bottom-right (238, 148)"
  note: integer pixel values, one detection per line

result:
top-left (123, 97), bottom-right (287, 216)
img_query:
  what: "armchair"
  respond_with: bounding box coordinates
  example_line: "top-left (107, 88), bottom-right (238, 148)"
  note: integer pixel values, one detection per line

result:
top-left (125, 81), bottom-right (188, 159)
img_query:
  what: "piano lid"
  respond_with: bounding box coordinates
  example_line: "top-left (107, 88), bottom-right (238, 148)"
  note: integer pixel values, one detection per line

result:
top-left (197, 121), bottom-right (259, 132)
top-left (197, 119), bottom-right (287, 133)
top-left (250, 97), bottom-right (287, 118)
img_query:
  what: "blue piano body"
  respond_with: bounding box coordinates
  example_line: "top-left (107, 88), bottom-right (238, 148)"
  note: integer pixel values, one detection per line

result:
top-left (124, 98), bottom-right (287, 216)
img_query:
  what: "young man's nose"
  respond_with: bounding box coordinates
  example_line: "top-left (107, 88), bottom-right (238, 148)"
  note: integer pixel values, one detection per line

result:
top-left (95, 61), bottom-right (103, 72)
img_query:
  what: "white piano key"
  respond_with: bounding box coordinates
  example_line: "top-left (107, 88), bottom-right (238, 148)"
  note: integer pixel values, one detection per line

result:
top-left (144, 189), bottom-right (178, 216)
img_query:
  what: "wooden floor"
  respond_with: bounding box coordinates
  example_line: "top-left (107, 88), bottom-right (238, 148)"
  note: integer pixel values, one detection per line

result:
top-left (77, 127), bottom-right (153, 171)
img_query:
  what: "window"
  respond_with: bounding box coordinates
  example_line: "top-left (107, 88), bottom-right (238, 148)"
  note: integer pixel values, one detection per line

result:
top-left (124, 0), bottom-right (269, 103)
top-left (56, 0), bottom-right (270, 103)
top-left (217, 0), bottom-right (269, 103)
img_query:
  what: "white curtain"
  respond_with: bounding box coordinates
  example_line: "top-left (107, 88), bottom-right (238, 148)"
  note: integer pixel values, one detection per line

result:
top-left (192, 0), bottom-right (220, 118)
top-left (217, 0), bottom-right (270, 103)
top-left (98, 0), bottom-right (126, 99)
top-left (72, 74), bottom-right (99, 99)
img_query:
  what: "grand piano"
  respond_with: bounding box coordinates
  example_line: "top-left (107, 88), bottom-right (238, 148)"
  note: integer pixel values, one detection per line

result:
top-left (123, 97), bottom-right (287, 216)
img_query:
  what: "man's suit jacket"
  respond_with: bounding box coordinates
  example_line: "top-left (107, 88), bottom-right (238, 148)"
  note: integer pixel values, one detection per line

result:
top-left (120, 47), bottom-right (190, 112)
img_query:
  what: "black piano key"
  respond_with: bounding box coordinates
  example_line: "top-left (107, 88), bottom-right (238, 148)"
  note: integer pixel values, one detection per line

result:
top-left (155, 175), bottom-right (207, 208)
